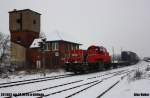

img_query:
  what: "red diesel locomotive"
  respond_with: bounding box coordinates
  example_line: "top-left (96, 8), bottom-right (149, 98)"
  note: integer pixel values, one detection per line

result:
top-left (64, 45), bottom-right (111, 74)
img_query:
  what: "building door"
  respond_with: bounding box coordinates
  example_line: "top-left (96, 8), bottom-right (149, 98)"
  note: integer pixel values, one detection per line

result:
top-left (36, 60), bottom-right (41, 69)
top-left (52, 52), bottom-right (59, 68)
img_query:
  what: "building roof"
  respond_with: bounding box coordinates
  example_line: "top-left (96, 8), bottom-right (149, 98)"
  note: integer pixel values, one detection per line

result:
top-left (30, 38), bottom-right (82, 48)
top-left (9, 9), bottom-right (41, 15)
top-left (46, 40), bottom-right (82, 45)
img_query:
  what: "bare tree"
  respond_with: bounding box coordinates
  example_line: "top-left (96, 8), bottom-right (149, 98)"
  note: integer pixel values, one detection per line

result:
top-left (39, 32), bottom-right (46, 39)
top-left (0, 32), bottom-right (11, 75)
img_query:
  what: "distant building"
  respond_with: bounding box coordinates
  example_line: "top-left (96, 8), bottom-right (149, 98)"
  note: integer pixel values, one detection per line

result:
top-left (9, 9), bottom-right (81, 69)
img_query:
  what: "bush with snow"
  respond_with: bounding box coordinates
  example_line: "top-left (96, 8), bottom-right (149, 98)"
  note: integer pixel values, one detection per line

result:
top-left (127, 69), bottom-right (144, 83)
top-left (145, 65), bottom-right (150, 71)
top-left (133, 70), bottom-right (143, 80)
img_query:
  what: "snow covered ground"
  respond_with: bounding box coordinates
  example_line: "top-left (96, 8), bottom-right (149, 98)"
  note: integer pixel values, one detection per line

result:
top-left (0, 61), bottom-right (149, 98)
top-left (0, 69), bottom-right (70, 84)
top-left (102, 61), bottom-right (150, 98)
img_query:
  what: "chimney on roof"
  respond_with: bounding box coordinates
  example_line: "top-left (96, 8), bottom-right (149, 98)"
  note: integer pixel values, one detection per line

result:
top-left (13, 9), bottom-right (17, 11)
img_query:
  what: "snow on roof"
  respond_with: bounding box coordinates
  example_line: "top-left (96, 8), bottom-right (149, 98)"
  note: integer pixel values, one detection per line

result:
top-left (30, 38), bottom-right (42, 48)
top-left (30, 30), bottom-right (82, 48)
top-left (46, 40), bottom-right (82, 45)
top-left (30, 38), bottom-right (81, 48)
top-left (9, 9), bottom-right (41, 15)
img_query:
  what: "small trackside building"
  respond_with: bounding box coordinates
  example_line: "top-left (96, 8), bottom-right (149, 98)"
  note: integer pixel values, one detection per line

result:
top-left (29, 39), bottom-right (81, 69)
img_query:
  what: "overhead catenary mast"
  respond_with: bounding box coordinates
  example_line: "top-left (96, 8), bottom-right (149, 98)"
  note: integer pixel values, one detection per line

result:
top-left (56, 30), bottom-right (63, 40)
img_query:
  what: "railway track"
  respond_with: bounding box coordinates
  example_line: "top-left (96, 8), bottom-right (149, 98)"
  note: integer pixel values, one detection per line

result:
top-left (95, 71), bottom-right (133, 98)
top-left (19, 69), bottom-right (128, 95)
top-left (25, 80), bottom-right (84, 94)
top-left (0, 69), bottom-right (128, 89)
top-left (96, 80), bottom-right (120, 98)
top-left (15, 69), bottom-right (132, 98)
top-left (0, 74), bottom-right (74, 89)
top-left (87, 69), bottom-right (128, 80)
top-left (65, 80), bottom-right (103, 98)
top-left (0, 68), bottom-right (134, 98)
top-left (44, 80), bottom-right (100, 97)
top-left (64, 70), bottom-right (133, 98)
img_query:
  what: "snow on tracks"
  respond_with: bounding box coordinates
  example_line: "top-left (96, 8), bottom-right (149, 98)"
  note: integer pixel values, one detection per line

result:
top-left (0, 74), bottom-right (74, 89)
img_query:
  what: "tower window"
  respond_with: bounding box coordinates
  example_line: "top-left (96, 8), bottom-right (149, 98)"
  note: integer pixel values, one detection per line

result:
top-left (33, 20), bottom-right (36, 24)
top-left (17, 19), bottom-right (21, 24)
top-left (17, 37), bottom-right (21, 42)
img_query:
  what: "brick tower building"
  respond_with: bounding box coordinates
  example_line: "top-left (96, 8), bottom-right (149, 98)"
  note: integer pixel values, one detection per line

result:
top-left (9, 9), bottom-right (41, 68)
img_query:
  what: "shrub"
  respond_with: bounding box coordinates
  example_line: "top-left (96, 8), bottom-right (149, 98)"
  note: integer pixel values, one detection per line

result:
top-left (145, 65), bottom-right (150, 71)
top-left (133, 70), bottom-right (143, 80)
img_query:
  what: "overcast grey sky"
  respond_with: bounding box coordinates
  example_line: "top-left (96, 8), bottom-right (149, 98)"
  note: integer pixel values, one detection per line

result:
top-left (0, 0), bottom-right (150, 57)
